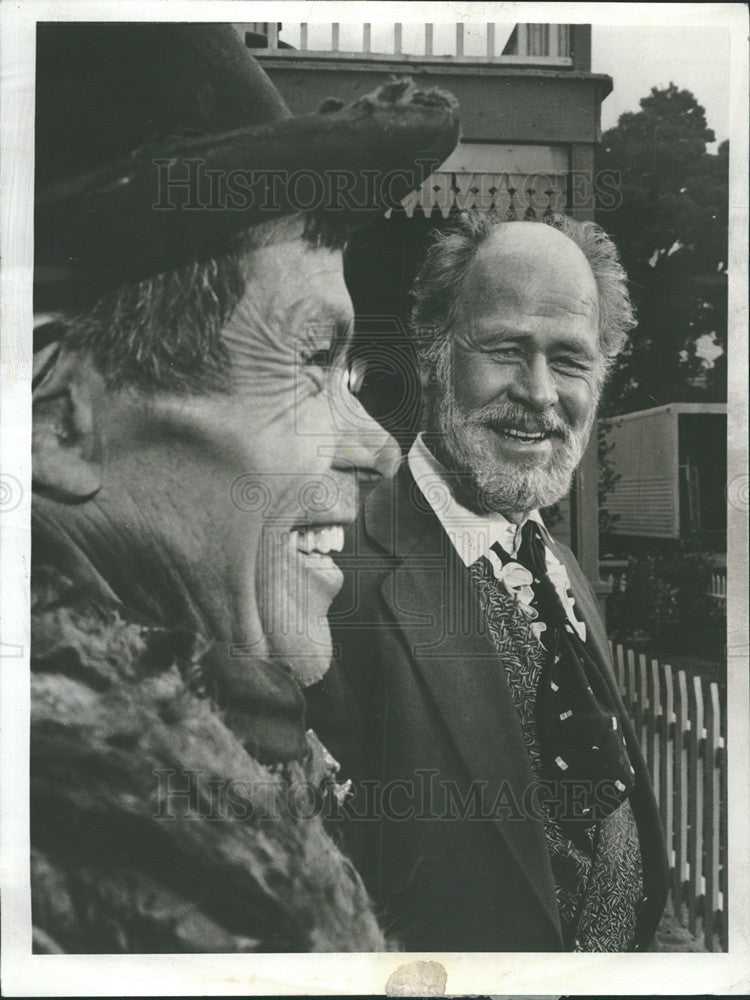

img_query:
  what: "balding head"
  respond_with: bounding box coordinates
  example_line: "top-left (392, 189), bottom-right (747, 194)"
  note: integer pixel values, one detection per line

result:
top-left (455, 222), bottom-right (600, 358)
top-left (470, 220), bottom-right (598, 297)
top-left (411, 213), bottom-right (635, 392)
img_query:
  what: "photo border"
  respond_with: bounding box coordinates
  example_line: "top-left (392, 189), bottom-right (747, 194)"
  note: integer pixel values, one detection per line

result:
top-left (1, 2), bottom-right (747, 994)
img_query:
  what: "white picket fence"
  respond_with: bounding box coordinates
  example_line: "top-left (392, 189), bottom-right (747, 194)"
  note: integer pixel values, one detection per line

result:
top-left (612, 643), bottom-right (727, 951)
top-left (707, 569), bottom-right (727, 608)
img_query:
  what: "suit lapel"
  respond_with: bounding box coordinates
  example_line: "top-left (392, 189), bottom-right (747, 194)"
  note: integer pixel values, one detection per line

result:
top-left (366, 465), bottom-right (562, 941)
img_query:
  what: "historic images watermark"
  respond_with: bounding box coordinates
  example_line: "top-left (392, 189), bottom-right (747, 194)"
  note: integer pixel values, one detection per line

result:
top-left (152, 159), bottom-right (442, 214)
top-left (151, 159), bottom-right (625, 215)
top-left (153, 766), bottom-right (628, 824)
top-left (226, 465), bottom-right (512, 658)
top-left (0, 475), bottom-right (24, 659)
top-left (0, 473), bottom-right (23, 513)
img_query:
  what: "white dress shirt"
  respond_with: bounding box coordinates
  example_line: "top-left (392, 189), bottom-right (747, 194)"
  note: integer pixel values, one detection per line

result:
top-left (407, 433), bottom-right (586, 642)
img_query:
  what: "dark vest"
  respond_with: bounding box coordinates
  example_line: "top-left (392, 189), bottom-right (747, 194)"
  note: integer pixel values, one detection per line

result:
top-left (469, 556), bottom-right (643, 951)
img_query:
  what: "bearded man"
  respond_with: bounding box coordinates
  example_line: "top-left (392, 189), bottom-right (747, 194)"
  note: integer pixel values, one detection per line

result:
top-left (307, 213), bottom-right (670, 952)
top-left (29, 22), bottom-right (458, 953)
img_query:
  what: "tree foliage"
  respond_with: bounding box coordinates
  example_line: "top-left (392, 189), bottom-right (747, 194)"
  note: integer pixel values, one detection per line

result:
top-left (596, 84), bottom-right (728, 415)
top-left (605, 541), bottom-right (725, 660)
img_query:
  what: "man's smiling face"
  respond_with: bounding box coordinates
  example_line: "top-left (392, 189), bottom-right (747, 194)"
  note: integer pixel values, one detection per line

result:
top-left (218, 215), bottom-right (399, 684)
top-left (75, 214), bottom-right (397, 686)
top-left (430, 222), bottom-right (602, 517)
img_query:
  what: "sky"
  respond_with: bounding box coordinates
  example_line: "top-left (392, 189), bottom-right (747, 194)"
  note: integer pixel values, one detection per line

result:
top-left (277, 20), bottom-right (731, 151)
top-left (592, 25), bottom-right (731, 150)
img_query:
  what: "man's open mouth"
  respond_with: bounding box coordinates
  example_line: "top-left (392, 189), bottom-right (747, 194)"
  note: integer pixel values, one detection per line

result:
top-left (496, 427), bottom-right (551, 443)
top-left (290, 525), bottom-right (346, 556)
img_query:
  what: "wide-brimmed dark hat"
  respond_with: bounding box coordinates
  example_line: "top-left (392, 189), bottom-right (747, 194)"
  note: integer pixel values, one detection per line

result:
top-left (35, 22), bottom-right (460, 281)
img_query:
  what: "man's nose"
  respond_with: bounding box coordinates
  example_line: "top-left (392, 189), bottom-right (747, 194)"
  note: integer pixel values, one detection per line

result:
top-left (330, 391), bottom-right (400, 480)
top-left (508, 353), bottom-right (558, 411)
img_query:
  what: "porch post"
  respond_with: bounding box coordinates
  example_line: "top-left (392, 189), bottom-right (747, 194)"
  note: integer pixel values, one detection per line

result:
top-left (569, 140), bottom-right (612, 617)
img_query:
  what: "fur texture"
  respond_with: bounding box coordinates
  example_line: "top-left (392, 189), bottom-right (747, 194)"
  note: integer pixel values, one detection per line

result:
top-left (31, 567), bottom-right (388, 953)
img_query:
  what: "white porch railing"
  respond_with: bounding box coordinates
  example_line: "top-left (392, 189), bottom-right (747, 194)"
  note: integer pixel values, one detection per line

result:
top-left (237, 23), bottom-right (573, 65)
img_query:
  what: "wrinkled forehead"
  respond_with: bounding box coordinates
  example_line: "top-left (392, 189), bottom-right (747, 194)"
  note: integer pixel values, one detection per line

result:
top-left (239, 217), bottom-right (354, 325)
top-left (464, 224), bottom-right (600, 321)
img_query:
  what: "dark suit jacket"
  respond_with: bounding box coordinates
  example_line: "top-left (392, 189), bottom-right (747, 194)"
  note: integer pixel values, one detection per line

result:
top-left (307, 462), bottom-right (669, 952)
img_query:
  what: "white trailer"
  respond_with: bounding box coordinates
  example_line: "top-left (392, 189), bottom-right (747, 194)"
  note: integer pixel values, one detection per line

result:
top-left (601, 403), bottom-right (727, 542)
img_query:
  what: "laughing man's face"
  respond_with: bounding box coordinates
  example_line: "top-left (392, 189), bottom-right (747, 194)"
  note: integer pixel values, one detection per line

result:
top-left (209, 215), bottom-right (398, 684)
top-left (89, 214), bottom-right (397, 686)
top-left (432, 222), bottom-right (602, 518)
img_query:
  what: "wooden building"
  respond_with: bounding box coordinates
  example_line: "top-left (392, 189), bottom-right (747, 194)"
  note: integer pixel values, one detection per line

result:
top-left (236, 21), bottom-right (613, 598)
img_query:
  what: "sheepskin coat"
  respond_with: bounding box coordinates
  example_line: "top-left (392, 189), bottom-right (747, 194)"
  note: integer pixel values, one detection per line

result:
top-left (30, 565), bottom-right (386, 953)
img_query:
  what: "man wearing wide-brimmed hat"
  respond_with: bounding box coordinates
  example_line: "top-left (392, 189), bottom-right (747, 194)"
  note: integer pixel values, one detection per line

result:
top-left (30, 22), bottom-right (458, 953)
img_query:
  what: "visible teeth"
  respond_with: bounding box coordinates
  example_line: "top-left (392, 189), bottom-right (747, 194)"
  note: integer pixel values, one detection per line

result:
top-left (291, 525), bottom-right (345, 555)
top-left (316, 528), bottom-right (333, 553)
top-left (501, 428), bottom-right (546, 441)
top-left (329, 526), bottom-right (345, 552)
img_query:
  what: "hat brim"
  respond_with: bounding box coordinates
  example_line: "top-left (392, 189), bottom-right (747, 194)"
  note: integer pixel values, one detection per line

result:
top-left (36, 77), bottom-right (459, 281)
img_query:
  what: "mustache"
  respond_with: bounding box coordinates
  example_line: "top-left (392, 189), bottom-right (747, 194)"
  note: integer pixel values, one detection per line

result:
top-left (462, 402), bottom-right (571, 440)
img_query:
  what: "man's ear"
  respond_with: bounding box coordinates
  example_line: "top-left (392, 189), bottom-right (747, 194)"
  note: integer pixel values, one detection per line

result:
top-left (32, 342), bottom-right (103, 501)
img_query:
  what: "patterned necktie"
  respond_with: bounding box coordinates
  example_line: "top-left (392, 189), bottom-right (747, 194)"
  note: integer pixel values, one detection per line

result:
top-left (491, 520), bottom-right (635, 830)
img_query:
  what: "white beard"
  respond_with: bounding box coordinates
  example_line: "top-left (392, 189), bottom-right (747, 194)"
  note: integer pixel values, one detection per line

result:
top-left (428, 366), bottom-right (598, 518)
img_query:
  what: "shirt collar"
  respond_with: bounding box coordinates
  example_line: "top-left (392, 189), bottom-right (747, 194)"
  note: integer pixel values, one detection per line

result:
top-left (407, 432), bottom-right (547, 567)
